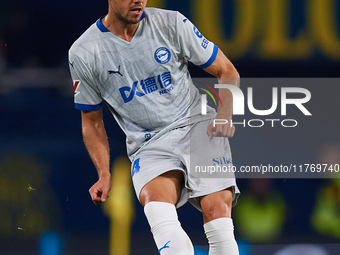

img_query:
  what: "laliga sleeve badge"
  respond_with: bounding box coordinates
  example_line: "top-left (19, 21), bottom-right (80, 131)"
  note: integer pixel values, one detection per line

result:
top-left (73, 80), bottom-right (81, 95)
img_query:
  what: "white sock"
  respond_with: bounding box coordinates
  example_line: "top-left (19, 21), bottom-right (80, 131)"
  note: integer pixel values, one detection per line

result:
top-left (144, 201), bottom-right (194, 255)
top-left (204, 217), bottom-right (239, 255)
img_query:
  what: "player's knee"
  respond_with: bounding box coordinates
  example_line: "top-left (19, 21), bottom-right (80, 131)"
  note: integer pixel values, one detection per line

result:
top-left (200, 190), bottom-right (233, 222)
top-left (202, 203), bottom-right (232, 222)
top-left (140, 190), bottom-right (176, 206)
top-left (140, 185), bottom-right (180, 206)
top-left (139, 171), bottom-right (183, 206)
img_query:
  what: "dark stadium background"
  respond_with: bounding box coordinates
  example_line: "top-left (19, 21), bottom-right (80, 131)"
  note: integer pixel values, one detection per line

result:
top-left (1, 0), bottom-right (340, 254)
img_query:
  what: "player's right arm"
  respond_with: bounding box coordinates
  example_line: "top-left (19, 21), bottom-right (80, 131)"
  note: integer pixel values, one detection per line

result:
top-left (68, 49), bottom-right (110, 204)
top-left (81, 108), bottom-right (111, 205)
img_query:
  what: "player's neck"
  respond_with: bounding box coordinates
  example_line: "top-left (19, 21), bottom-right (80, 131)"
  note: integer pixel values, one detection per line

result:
top-left (102, 14), bottom-right (139, 42)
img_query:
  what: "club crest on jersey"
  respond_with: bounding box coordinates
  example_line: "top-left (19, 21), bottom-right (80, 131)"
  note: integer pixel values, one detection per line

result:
top-left (154, 47), bottom-right (171, 64)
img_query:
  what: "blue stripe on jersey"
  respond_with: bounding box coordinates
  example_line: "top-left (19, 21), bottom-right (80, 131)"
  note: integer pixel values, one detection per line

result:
top-left (75, 103), bottom-right (103, 111)
top-left (140, 12), bottom-right (145, 21)
top-left (197, 45), bottom-right (219, 69)
top-left (96, 17), bottom-right (110, 32)
top-left (97, 13), bottom-right (145, 32)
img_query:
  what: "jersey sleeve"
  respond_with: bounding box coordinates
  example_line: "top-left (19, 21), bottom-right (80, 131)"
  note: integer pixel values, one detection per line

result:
top-left (69, 52), bottom-right (103, 111)
top-left (176, 12), bottom-right (218, 69)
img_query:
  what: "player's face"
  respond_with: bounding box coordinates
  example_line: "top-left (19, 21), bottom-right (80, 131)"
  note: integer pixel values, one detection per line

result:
top-left (110, 0), bottom-right (147, 25)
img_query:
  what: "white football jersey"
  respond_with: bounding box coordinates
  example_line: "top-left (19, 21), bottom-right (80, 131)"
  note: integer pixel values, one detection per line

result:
top-left (69, 8), bottom-right (217, 156)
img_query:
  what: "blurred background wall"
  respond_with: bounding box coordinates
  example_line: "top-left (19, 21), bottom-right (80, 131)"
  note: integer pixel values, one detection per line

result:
top-left (0, 0), bottom-right (340, 254)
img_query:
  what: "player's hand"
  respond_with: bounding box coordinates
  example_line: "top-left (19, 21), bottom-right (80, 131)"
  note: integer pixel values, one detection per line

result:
top-left (89, 174), bottom-right (111, 205)
top-left (207, 118), bottom-right (235, 139)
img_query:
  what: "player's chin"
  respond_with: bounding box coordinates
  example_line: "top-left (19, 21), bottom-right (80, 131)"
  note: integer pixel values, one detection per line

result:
top-left (126, 17), bottom-right (140, 25)
top-left (127, 13), bottom-right (142, 23)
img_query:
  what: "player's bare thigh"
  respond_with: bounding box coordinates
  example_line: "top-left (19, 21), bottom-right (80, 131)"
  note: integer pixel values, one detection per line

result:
top-left (200, 188), bottom-right (233, 224)
top-left (139, 170), bottom-right (184, 206)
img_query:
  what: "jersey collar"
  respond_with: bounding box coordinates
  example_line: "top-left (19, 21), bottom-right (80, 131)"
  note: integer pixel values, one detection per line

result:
top-left (96, 13), bottom-right (145, 33)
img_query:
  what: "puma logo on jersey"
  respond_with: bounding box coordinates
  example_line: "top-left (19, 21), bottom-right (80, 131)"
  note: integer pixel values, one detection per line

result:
top-left (108, 65), bottom-right (123, 76)
top-left (69, 61), bottom-right (75, 68)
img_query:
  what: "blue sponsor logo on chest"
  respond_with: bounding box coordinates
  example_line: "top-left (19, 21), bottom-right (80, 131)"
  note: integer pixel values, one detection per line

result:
top-left (119, 72), bottom-right (174, 103)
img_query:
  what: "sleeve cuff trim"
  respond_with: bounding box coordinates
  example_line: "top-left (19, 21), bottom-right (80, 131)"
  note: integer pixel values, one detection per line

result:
top-left (75, 102), bottom-right (103, 111)
top-left (197, 45), bottom-right (219, 69)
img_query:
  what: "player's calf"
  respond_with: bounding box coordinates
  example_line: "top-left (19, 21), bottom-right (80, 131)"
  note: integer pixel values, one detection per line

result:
top-left (201, 189), bottom-right (239, 255)
top-left (144, 201), bottom-right (194, 255)
top-left (204, 217), bottom-right (239, 255)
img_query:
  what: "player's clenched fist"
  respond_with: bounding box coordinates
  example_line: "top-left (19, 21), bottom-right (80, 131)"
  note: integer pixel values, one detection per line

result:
top-left (89, 176), bottom-right (111, 205)
top-left (207, 120), bottom-right (235, 139)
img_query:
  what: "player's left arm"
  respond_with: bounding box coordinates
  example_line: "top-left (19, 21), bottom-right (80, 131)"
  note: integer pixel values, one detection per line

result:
top-left (203, 48), bottom-right (240, 139)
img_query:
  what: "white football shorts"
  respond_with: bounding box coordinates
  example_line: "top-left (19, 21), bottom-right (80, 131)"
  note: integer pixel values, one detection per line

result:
top-left (129, 119), bottom-right (240, 211)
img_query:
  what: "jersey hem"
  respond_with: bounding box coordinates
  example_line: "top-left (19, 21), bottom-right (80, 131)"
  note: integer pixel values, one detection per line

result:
top-left (197, 45), bottom-right (219, 69)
